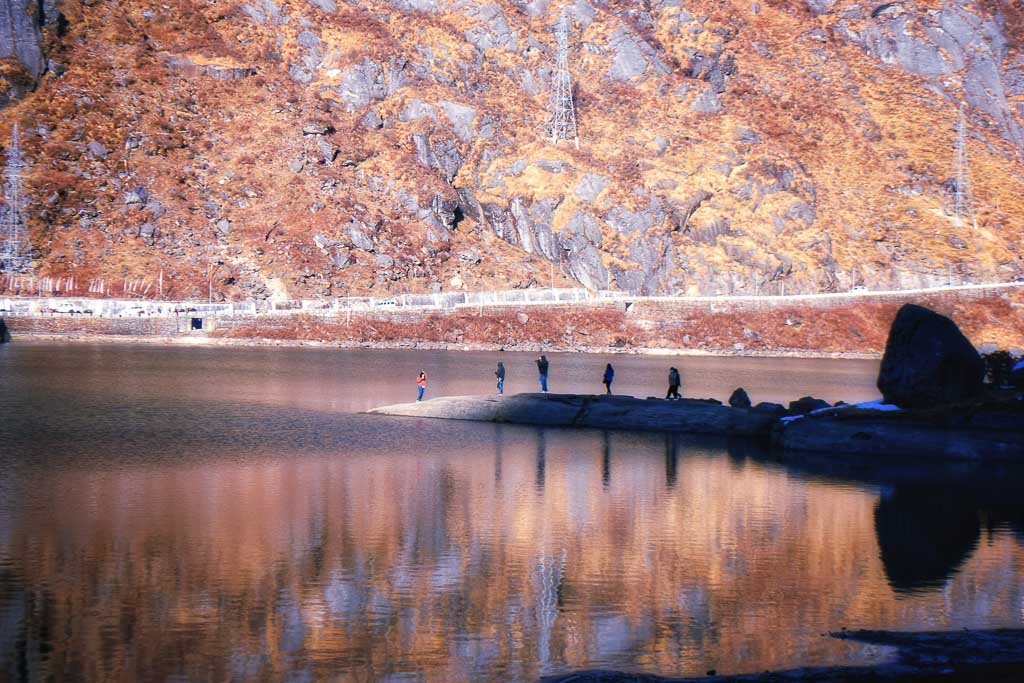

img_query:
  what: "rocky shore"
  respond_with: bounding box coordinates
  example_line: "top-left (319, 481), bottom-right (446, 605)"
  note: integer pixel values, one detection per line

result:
top-left (540, 629), bottom-right (1024, 682)
top-left (370, 393), bottom-right (786, 437)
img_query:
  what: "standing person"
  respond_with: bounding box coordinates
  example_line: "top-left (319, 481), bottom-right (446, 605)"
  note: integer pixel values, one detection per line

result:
top-left (495, 361), bottom-right (506, 395)
top-left (416, 370), bottom-right (428, 401)
top-left (666, 367), bottom-right (681, 400)
top-left (602, 363), bottom-right (615, 395)
top-left (536, 354), bottom-right (549, 393)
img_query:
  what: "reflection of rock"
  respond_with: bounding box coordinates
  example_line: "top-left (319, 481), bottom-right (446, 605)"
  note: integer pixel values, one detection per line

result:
top-left (874, 487), bottom-right (981, 594)
top-left (877, 304), bottom-right (984, 408)
top-left (0, 318), bottom-right (10, 343)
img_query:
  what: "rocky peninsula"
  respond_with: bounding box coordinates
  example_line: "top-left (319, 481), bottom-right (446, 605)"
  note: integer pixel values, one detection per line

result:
top-left (370, 392), bottom-right (786, 437)
top-left (372, 304), bottom-right (1024, 460)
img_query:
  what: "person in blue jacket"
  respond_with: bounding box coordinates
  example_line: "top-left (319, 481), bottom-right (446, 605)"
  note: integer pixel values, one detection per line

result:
top-left (602, 363), bottom-right (614, 395)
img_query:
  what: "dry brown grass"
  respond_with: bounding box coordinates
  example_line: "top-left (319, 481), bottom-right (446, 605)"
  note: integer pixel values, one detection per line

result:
top-left (211, 295), bottom-right (1024, 353)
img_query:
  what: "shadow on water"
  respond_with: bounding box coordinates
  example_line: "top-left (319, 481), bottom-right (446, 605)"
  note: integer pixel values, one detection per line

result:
top-left (726, 437), bottom-right (1024, 595)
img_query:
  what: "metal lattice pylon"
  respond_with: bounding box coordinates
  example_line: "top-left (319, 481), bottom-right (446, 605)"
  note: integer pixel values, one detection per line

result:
top-left (950, 103), bottom-right (977, 231)
top-left (545, 10), bottom-right (579, 148)
top-left (1, 123), bottom-right (33, 275)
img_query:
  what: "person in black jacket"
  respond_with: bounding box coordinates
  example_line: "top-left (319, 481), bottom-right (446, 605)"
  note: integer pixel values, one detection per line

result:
top-left (495, 361), bottom-right (506, 395)
top-left (666, 367), bottom-right (681, 399)
top-left (536, 355), bottom-right (549, 393)
top-left (602, 363), bottom-right (614, 395)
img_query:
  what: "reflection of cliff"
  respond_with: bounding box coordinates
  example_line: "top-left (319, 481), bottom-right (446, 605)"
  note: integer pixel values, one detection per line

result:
top-left (2, 429), bottom-right (1024, 680)
top-left (728, 438), bottom-right (1024, 596)
top-left (874, 488), bottom-right (981, 595)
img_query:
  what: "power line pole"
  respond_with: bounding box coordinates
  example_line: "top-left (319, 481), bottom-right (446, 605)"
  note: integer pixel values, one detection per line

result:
top-left (1, 123), bottom-right (33, 275)
top-left (546, 10), bottom-right (579, 149)
top-left (951, 103), bottom-right (977, 231)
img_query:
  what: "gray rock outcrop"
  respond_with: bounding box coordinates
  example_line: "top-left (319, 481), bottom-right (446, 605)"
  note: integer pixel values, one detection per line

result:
top-left (464, 4), bottom-right (517, 52)
top-left (855, 1), bottom-right (1023, 147)
top-left (1, 0), bottom-right (45, 78)
top-left (242, 0), bottom-right (287, 26)
top-left (306, 0), bottom-right (336, 13)
top-left (606, 27), bottom-right (670, 82)
top-left (411, 133), bottom-right (463, 182)
top-left (575, 174), bottom-right (611, 203)
top-left (336, 58), bottom-right (387, 111)
top-left (439, 101), bottom-right (476, 142)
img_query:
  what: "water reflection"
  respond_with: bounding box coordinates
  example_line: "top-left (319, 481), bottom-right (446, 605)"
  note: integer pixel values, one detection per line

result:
top-left (728, 440), bottom-right (1024, 596)
top-left (2, 428), bottom-right (1022, 681)
top-left (874, 487), bottom-right (981, 594)
top-left (665, 434), bottom-right (679, 489)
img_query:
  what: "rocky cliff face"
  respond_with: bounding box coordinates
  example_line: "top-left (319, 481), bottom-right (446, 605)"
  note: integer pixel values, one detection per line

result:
top-left (1, 0), bottom-right (1022, 300)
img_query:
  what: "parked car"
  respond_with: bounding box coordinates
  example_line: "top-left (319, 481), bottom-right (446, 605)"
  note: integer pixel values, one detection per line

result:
top-left (119, 306), bottom-right (148, 317)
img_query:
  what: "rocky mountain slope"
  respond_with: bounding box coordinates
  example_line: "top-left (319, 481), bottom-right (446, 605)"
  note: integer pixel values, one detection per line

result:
top-left (1, 0), bottom-right (1023, 301)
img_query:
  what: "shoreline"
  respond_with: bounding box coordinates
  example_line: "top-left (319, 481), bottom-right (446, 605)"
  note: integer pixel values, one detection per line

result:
top-left (6, 332), bottom-right (883, 360)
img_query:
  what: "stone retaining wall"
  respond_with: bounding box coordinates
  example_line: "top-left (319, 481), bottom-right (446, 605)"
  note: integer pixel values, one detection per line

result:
top-left (2, 316), bottom-right (194, 337)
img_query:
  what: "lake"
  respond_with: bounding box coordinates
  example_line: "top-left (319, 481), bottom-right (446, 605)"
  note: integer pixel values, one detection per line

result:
top-left (1, 342), bottom-right (1022, 681)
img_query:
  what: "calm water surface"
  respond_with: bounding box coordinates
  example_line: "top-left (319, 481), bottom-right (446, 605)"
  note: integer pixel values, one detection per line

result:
top-left (1, 342), bottom-right (1022, 681)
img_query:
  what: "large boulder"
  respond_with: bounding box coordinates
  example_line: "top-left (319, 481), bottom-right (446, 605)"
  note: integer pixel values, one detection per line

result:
top-left (877, 304), bottom-right (984, 408)
top-left (728, 387), bottom-right (752, 409)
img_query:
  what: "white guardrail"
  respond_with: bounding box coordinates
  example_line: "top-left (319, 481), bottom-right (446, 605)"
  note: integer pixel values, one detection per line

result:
top-left (1, 281), bottom-right (1022, 319)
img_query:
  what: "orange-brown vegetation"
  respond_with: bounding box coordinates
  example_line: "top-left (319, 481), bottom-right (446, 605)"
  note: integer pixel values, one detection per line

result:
top-left (211, 293), bottom-right (1024, 354)
top-left (1, 0), bottom-right (1022, 318)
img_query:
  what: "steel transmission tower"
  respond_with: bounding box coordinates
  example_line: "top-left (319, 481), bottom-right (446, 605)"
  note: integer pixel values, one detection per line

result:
top-left (546, 10), bottom-right (579, 148)
top-left (950, 103), bottom-right (977, 231)
top-left (1, 123), bottom-right (32, 275)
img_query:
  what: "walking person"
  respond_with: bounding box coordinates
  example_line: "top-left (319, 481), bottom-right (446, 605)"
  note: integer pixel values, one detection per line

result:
top-left (416, 370), bottom-right (428, 401)
top-left (666, 366), bottom-right (681, 400)
top-left (536, 354), bottom-right (549, 393)
top-left (495, 361), bottom-right (506, 395)
top-left (602, 363), bottom-right (615, 395)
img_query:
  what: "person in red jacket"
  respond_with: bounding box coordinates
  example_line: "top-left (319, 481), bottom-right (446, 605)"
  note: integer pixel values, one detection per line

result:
top-left (416, 370), bottom-right (428, 401)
